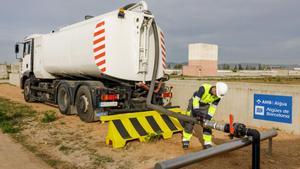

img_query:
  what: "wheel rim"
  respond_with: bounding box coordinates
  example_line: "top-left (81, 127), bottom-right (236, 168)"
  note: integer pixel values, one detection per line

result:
top-left (78, 95), bottom-right (89, 114)
top-left (59, 89), bottom-right (68, 110)
top-left (24, 84), bottom-right (30, 97)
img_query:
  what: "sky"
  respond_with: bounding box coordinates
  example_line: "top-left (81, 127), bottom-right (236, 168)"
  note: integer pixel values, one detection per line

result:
top-left (0, 0), bottom-right (300, 64)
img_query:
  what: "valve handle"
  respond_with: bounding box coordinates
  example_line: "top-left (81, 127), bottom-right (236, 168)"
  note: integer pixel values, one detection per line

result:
top-left (229, 114), bottom-right (234, 139)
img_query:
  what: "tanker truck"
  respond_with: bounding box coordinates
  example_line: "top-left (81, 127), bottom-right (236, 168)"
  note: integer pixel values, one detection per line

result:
top-left (14, 1), bottom-right (172, 122)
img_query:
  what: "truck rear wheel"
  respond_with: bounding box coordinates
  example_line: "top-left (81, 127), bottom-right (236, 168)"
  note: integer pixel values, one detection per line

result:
top-left (24, 79), bottom-right (34, 102)
top-left (75, 86), bottom-right (95, 122)
top-left (57, 84), bottom-right (71, 115)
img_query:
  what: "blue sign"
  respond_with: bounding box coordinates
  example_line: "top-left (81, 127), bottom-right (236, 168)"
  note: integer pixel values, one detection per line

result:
top-left (254, 94), bottom-right (292, 124)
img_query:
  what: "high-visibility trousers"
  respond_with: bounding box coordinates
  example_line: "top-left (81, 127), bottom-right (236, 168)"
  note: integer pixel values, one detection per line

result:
top-left (182, 99), bottom-right (212, 145)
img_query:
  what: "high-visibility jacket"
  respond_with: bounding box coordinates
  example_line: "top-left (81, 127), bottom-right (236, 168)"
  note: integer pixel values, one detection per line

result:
top-left (192, 83), bottom-right (220, 118)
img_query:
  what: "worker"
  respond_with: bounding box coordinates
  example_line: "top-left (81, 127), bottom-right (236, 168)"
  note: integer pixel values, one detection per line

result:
top-left (182, 82), bottom-right (228, 149)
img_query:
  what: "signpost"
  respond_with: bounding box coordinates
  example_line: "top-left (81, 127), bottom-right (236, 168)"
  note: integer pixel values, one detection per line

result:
top-left (254, 94), bottom-right (292, 124)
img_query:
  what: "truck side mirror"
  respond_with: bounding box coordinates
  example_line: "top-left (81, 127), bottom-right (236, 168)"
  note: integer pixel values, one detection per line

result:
top-left (15, 43), bottom-right (22, 60)
top-left (15, 44), bottom-right (19, 54)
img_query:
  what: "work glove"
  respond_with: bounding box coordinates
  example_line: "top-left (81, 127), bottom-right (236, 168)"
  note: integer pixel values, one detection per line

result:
top-left (193, 109), bottom-right (212, 122)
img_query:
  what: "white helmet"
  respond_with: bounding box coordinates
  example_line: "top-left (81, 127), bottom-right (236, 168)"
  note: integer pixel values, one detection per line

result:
top-left (216, 82), bottom-right (228, 98)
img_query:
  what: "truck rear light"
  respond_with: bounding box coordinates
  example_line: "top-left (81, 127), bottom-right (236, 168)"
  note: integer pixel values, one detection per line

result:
top-left (162, 92), bottom-right (172, 98)
top-left (101, 94), bottom-right (119, 101)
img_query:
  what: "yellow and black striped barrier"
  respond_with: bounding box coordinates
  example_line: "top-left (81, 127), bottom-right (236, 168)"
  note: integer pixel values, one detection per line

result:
top-left (100, 108), bottom-right (184, 148)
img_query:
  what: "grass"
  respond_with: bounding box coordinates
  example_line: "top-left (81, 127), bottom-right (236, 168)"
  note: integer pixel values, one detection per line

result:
top-left (0, 97), bottom-right (79, 168)
top-left (145, 132), bottom-right (162, 143)
top-left (58, 145), bottom-right (74, 155)
top-left (14, 132), bottom-right (78, 169)
top-left (41, 110), bottom-right (57, 123)
top-left (272, 127), bottom-right (281, 131)
top-left (90, 153), bottom-right (114, 169)
top-left (0, 97), bottom-right (36, 133)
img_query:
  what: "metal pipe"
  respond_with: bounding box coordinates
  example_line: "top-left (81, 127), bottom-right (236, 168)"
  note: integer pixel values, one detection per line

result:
top-left (246, 129), bottom-right (260, 169)
top-left (154, 129), bottom-right (277, 169)
top-left (268, 138), bottom-right (273, 155)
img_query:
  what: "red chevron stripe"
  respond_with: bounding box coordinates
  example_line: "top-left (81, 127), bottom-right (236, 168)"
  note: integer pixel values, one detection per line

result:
top-left (100, 67), bottom-right (106, 72)
top-left (93, 36), bottom-right (105, 45)
top-left (96, 21), bottom-right (105, 28)
top-left (160, 32), bottom-right (164, 38)
top-left (161, 44), bottom-right (166, 52)
top-left (162, 50), bottom-right (166, 57)
top-left (93, 20), bottom-right (107, 73)
top-left (95, 52), bottom-right (105, 60)
top-left (96, 60), bottom-right (106, 66)
top-left (93, 44), bottom-right (105, 53)
top-left (94, 29), bottom-right (105, 37)
top-left (161, 38), bottom-right (165, 45)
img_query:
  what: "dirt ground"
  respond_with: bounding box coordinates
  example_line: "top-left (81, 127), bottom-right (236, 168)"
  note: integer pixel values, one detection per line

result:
top-left (0, 132), bottom-right (52, 169)
top-left (0, 83), bottom-right (300, 169)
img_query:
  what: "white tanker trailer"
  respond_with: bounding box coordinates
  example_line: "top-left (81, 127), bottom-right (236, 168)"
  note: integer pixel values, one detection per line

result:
top-left (14, 1), bottom-right (172, 122)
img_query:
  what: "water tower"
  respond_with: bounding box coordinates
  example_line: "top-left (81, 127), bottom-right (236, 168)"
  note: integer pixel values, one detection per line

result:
top-left (183, 43), bottom-right (218, 76)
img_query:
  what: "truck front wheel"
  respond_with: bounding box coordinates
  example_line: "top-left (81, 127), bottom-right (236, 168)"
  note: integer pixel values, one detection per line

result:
top-left (75, 86), bottom-right (95, 122)
top-left (24, 79), bottom-right (33, 102)
top-left (57, 84), bottom-right (71, 115)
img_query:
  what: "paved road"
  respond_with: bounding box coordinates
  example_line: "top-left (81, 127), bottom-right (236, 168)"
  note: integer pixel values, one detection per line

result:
top-left (0, 132), bottom-right (52, 169)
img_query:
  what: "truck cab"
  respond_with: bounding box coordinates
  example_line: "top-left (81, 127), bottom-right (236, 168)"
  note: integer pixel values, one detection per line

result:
top-left (15, 36), bottom-right (38, 89)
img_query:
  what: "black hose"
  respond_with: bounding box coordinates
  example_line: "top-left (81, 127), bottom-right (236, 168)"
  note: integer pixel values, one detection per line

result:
top-left (146, 20), bottom-right (160, 105)
top-left (122, 3), bottom-right (137, 10)
top-left (145, 18), bottom-right (200, 124)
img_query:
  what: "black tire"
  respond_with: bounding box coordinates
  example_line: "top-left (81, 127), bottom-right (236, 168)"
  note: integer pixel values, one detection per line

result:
top-left (75, 85), bottom-right (95, 122)
top-left (24, 79), bottom-right (33, 102)
top-left (57, 84), bottom-right (71, 115)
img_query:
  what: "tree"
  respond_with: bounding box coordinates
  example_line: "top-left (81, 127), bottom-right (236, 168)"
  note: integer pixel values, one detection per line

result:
top-left (238, 64), bottom-right (244, 70)
top-left (223, 64), bottom-right (230, 70)
top-left (232, 65), bottom-right (238, 72)
top-left (245, 65), bottom-right (250, 70)
top-left (258, 64), bottom-right (265, 70)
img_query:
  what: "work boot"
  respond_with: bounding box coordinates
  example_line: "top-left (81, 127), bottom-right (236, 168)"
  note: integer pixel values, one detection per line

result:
top-left (182, 141), bottom-right (190, 149)
top-left (203, 144), bottom-right (213, 149)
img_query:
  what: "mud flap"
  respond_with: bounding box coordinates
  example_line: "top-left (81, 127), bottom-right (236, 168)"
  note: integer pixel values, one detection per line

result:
top-left (100, 108), bottom-right (184, 148)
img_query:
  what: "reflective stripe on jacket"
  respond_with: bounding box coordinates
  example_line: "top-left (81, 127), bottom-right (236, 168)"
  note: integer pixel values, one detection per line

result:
top-left (192, 83), bottom-right (220, 117)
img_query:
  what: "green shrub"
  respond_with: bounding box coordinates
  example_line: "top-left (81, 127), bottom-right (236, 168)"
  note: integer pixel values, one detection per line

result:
top-left (41, 111), bottom-right (57, 123)
top-left (0, 121), bottom-right (20, 133)
top-left (145, 132), bottom-right (162, 143)
top-left (0, 98), bottom-right (36, 133)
